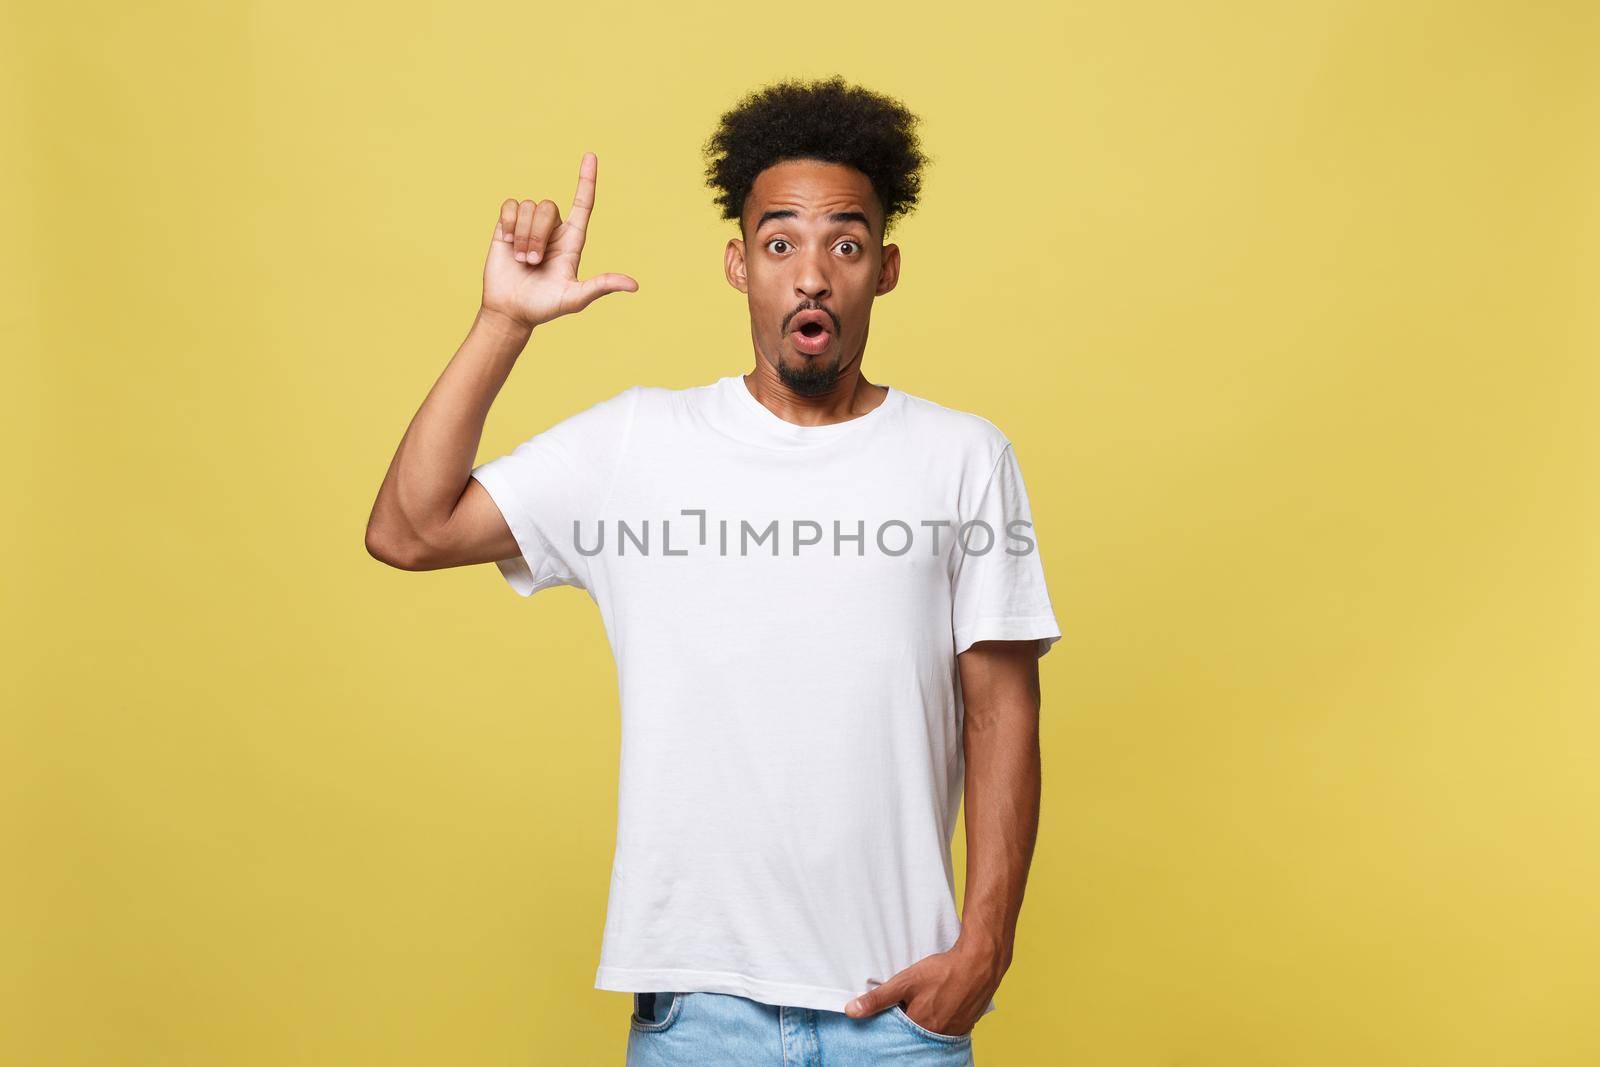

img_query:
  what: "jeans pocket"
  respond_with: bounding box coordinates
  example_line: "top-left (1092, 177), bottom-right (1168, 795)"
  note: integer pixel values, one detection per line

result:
top-left (890, 1002), bottom-right (972, 1044)
top-left (630, 991), bottom-right (686, 1033)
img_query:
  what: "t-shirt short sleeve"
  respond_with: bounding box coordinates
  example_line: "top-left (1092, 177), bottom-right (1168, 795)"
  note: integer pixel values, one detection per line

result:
top-left (469, 385), bottom-right (641, 598)
top-left (950, 442), bottom-right (1063, 658)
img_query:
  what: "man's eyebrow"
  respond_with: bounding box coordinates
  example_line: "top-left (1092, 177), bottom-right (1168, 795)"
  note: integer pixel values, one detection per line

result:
top-left (753, 209), bottom-right (874, 236)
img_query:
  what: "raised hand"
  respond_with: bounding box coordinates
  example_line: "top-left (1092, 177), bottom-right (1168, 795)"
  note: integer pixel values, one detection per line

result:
top-left (481, 151), bottom-right (639, 331)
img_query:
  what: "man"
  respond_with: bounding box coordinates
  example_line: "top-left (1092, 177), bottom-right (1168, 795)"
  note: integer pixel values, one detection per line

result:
top-left (365, 77), bottom-right (1061, 1066)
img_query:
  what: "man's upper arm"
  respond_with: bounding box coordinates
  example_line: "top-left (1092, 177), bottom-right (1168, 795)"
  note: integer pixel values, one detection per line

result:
top-left (957, 639), bottom-right (1043, 726)
top-left (410, 474), bottom-right (525, 573)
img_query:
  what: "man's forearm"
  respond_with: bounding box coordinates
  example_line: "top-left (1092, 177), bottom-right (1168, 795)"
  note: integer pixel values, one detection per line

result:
top-left (954, 644), bottom-right (1043, 972)
top-left (365, 306), bottom-right (533, 558)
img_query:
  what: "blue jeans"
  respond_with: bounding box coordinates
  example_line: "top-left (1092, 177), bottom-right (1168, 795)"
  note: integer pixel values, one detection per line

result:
top-left (625, 990), bottom-right (976, 1065)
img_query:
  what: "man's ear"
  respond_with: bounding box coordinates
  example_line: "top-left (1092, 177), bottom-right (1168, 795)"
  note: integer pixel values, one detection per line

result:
top-left (725, 237), bottom-right (748, 294)
top-left (876, 242), bottom-right (901, 296)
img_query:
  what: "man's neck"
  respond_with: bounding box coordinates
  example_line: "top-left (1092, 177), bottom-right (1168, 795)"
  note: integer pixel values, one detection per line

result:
top-left (741, 364), bottom-right (887, 427)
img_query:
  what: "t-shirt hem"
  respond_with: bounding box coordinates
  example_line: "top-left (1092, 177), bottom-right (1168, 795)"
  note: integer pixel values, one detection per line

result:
top-left (596, 965), bottom-right (857, 1012)
top-left (953, 614), bottom-right (1063, 658)
top-left (595, 965), bottom-right (998, 1018)
top-left (468, 465), bottom-right (582, 598)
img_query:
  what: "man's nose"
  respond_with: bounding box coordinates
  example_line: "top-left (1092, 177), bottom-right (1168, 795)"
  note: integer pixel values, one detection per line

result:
top-left (794, 253), bottom-right (830, 301)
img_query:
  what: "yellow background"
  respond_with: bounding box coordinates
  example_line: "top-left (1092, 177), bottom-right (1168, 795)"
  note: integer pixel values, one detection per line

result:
top-left (5, 1), bottom-right (1596, 1063)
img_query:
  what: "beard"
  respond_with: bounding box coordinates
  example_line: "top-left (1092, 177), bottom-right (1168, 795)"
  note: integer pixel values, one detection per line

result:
top-left (776, 343), bottom-right (842, 397)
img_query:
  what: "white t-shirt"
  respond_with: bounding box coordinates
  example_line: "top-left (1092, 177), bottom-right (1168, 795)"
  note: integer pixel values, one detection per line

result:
top-left (470, 373), bottom-right (1062, 1017)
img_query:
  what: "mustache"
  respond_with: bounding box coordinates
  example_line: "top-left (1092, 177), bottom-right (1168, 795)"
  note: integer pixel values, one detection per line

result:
top-left (785, 305), bottom-right (840, 330)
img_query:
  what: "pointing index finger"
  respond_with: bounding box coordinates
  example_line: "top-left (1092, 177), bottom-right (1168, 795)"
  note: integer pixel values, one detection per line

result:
top-left (567, 151), bottom-right (598, 238)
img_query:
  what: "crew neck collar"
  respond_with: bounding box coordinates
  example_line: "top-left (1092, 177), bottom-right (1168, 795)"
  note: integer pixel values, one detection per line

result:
top-left (714, 373), bottom-right (903, 449)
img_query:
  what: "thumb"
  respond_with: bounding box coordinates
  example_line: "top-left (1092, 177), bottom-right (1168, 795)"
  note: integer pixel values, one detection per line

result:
top-left (570, 273), bottom-right (640, 312)
top-left (844, 983), bottom-right (901, 1018)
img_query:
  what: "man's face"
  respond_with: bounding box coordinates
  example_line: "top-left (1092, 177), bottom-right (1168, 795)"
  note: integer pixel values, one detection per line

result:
top-left (725, 159), bottom-right (900, 396)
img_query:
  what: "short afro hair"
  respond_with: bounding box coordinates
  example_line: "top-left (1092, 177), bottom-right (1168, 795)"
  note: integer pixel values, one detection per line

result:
top-left (702, 75), bottom-right (931, 241)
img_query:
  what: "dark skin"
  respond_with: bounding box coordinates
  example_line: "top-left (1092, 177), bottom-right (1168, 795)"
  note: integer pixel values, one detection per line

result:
top-left (724, 157), bottom-right (898, 422)
top-left (727, 159), bottom-right (1044, 1039)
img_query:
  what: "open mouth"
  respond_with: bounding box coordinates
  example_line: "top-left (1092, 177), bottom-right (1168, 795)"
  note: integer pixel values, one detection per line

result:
top-left (788, 312), bottom-right (834, 354)
top-left (788, 309), bottom-right (835, 349)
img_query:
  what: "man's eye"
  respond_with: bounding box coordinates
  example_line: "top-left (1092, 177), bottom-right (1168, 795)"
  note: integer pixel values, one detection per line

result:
top-left (837, 240), bottom-right (859, 255)
top-left (767, 239), bottom-right (790, 254)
